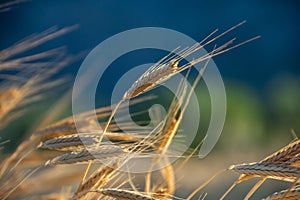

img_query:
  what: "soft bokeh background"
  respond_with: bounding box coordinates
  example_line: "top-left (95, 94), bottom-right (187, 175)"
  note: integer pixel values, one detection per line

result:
top-left (1, 0), bottom-right (299, 199)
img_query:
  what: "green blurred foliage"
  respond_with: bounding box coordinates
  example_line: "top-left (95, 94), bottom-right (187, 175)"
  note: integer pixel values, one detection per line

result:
top-left (267, 74), bottom-right (300, 135)
top-left (192, 74), bottom-right (299, 153)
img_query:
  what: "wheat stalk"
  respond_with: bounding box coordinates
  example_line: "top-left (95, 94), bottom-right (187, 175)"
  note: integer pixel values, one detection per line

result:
top-left (0, 28), bottom-right (82, 179)
top-left (154, 157), bottom-right (175, 198)
top-left (73, 162), bottom-right (119, 199)
top-left (78, 22), bottom-right (259, 196)
top-left (0, 13), bottom-right (266, 199)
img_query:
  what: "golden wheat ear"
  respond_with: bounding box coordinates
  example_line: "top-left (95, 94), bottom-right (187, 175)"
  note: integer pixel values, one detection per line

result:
top-left (91, 24), bottom-right (260, 193)
top-left (45, 145), bottom-right (126, 166)
top-left (0, 27), bottom-right (82, 195)
top-left (229, 162), bottom-right (300, 182)
top-left (101, 21), bottom-right (260, 141)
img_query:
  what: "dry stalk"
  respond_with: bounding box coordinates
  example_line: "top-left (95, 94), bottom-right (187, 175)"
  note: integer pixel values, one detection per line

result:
top-left (73, 162), bottom-right (119, 199)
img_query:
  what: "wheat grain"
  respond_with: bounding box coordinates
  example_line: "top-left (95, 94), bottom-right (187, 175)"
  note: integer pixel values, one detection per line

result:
top-left (156, 57), bottom-right (210, 155)
top-left (288, 154), bottom-right (300, 166)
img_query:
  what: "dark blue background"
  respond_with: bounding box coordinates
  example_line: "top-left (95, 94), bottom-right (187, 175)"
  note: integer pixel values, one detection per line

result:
top-left (1, 0), bottom-right (299, 100)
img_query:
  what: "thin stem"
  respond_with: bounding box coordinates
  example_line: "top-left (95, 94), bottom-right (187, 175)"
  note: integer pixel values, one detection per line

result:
top-left (243, 177), bottom-right (266, 200)
top-left (220, 180), bottom-right (239, 200)
top-left (282, 177), bottom-right (300, 199)
top-left (76, 161), bottom-right (93, 193)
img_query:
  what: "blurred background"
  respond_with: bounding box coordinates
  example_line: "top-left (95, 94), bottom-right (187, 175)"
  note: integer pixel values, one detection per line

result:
top-left (0, 0), bottom-right (299, 199)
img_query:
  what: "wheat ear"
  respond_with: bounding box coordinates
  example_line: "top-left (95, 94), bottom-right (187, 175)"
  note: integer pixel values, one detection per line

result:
top-left (45, 146), bottom-right (125, 166)
top-left (38, 134), bottom-right (98, 151)
top-left (229, 163), bottom-right (300, 181)
top-left (101, 21), bottom-right (259, 145)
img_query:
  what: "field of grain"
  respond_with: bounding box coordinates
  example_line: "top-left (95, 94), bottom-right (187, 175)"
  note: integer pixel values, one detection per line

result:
top-left (1, 1), bottom-right (299, 200)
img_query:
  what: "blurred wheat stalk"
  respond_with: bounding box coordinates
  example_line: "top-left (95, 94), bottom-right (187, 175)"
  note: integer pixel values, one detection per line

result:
top-left (1, 1), bottom-right (298, 200)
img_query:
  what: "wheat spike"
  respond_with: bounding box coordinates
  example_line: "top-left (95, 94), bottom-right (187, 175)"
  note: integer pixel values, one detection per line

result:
top-left (220, 139), bottom-right (300, 200)
top-left (123, 21), bottom-right (250, 100)
top-left (229, 162), bottom-right (300, 181)
top-left (38, 134), bottom-right (97, 151)
top-left (94, 24), bottom-right (259, 191)
top-left (45, 146), bottom-right (126, 166)
top-left (101, 21), bottom-right (259, 141)
top-left (39, 132), bottom-right (143, 152)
